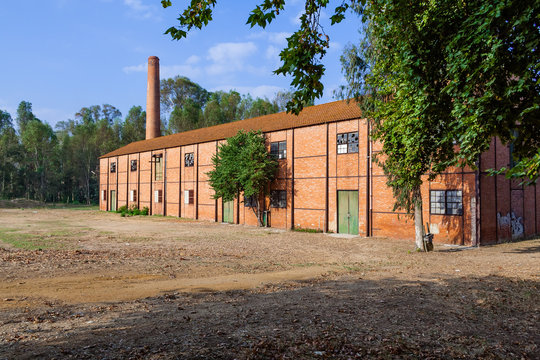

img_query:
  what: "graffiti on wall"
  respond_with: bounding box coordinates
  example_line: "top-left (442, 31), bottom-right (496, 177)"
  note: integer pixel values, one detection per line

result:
top-left (497, 212), bottom-right (524, 239)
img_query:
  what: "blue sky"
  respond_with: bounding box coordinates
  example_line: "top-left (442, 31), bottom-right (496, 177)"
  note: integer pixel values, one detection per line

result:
top-left (0, 1), bottom-right (360, 128)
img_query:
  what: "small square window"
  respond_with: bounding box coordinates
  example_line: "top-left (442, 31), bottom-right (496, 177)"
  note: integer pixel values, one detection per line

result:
top-left (270, 141), bottom-right (286, 159)
top-left (154, 189), bottom-right (162, 203)
top-left (185, 153), bottom-right (194, 167)
top-left (184, 190), bottom-right (194, 204)
top-left (110, 162), bottom-right (116, 173)
top-left (130, 160), bottom-right (137, 172)
top-left (337, 132), bottom-right (359, 154)
top-left (270, 190), bottom-right (287, 208)
top-left (130, 190), bottom-right (137, 202)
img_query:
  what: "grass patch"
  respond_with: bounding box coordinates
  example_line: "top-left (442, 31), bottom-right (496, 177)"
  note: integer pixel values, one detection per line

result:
top-left (0, 228), bottom-right (67, 250)
top-left (293, 227), bottom-right (323, 233)
top-left (292, 262), bottom-right (318, 268)
top-left (47, 204), bottom-right (99, 211)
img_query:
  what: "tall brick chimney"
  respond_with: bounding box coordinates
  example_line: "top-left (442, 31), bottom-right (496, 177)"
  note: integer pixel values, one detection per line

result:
top-left (146, 56), bottom-right (160, 140)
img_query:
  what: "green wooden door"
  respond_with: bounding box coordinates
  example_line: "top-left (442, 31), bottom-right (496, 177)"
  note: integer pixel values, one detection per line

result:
top-left (110, 190), bottom-right (116, 212)
top-left (223, 200), bottom-right (234, 223)
top-left (338, 191), bottom-right (358, 235)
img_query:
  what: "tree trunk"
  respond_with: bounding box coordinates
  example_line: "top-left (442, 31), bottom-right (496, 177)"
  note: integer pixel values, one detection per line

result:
top-left (413, 187), bottom-right (424, 251)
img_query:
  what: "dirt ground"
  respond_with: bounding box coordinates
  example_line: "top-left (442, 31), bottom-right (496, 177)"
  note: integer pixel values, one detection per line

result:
top-left (0, 208), bottom-right (538, 359)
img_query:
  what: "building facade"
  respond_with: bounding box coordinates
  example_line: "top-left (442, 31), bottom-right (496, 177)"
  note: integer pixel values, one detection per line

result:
top-left (99, 100), bottom-right (539, 246)
top-left (98, 57), bottom-right (539, 246)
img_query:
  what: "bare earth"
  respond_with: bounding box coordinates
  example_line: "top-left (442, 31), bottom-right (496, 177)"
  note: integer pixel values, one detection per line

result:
top-left (0, 208), bottom-right (538, 359)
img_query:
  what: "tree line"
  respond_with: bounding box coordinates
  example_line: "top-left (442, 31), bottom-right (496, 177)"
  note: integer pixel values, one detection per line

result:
top-left (0, 77), bottom-right (291, 204)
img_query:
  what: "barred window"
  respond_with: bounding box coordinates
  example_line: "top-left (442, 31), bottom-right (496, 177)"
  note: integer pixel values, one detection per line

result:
top-left (130, 160), bottom-right (137, 172)
top-left (270, 190), bottom-right (287, 208)
top-left (185, 153), bottom-right (194, 167)
top-left (110, 162), bottom-right (116, 173)
top-left (244, 195), bottom-right (257, 207)
top-left (270, 141), bottom-right (287, 159)
top-left (430, 190), bottom-right (462, 215)
top-left (337, 132), bottom-right (359, 154)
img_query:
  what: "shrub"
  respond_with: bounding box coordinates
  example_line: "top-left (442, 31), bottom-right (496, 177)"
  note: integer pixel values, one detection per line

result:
top-left (141, 207), bottom-right (149, 216)
top-left (117, 205), bottom-right (128, 214)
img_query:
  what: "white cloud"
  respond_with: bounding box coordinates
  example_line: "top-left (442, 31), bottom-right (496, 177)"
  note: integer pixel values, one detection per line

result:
top-left (123, 0), bottom-right (161, 20)
top-left (122, 64), bottom-right (145, 74)
top-left (291, 9), bottom-right (303, 25)
top-left (185, 55), bottom-right (201, 65)
top-left (211, 85), bottom-right (285, 100)
top-left (205, 42), bottom-right (257, 75)
top-left (329, 41), bottom-right (342, 53)
top-left (265, 45), bottom-right (281, 64)
top-left (248, 31), bottom-right (291, 46)
top-left (207, 42), bottom-right (257, 63)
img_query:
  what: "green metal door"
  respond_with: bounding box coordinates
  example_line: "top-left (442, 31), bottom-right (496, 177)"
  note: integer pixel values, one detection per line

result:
top-left (110, 190), bottom-right (116, 212)
top-left (338, 191), bottom-right (358, 235)
top-left (223, 200), bottom-right (234, 223)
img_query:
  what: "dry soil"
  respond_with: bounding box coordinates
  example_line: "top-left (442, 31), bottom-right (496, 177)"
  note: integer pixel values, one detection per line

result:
top-left (0, 208), bottom-right (538, 359)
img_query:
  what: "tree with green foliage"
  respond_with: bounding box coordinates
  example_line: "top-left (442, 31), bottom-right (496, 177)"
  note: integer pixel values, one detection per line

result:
top-left (0, 110), bottom-right (21, 198)
top-left (161, 75), bottom-right (210, 113)
top-left (337, 0), bottom-right (539, 248)
top-left (207, 130), bottom-right (278, 226)
top-left (160, 0), bottom-right (350, 114)
top-left (121, 106), bottom-right (146, 145)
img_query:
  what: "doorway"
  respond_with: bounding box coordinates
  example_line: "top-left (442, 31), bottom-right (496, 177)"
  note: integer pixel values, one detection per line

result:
top-left (223, 199), bottom-right (234, 223)
top-left (338, 190), bottom-right (358, 235)
top-left (110, 190), bottom-right (116, 212)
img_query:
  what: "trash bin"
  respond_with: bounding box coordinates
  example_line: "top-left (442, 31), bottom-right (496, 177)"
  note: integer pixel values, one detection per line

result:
top-left (423, 232), bottom-right (434, 252)
top-left (263, 211), bottom-right (270, 227)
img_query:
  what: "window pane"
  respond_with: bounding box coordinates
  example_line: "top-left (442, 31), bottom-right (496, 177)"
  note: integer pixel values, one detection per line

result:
top-left (185, 153), bottom-right (194, 167)
top-left (337, 144), bottom-right (348, 154)
top-left (348, 142), bottom-right (359, 153)
top-left (270, 190), bottom-right (286, 208)
top-left (337, 134), bottom-right (347, 144)
top-left (430, 190), bottom-right (446, 215)
top-left (348, 132), bottom-right (359, 144)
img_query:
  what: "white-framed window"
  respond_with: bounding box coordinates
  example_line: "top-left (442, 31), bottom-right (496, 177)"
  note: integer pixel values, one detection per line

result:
top-left (130, 190), bottom-right (137, 202)
top-left (101, 190), bottom-right (107, 201)
top-left (154, 189), bottom-right (162, 203)
top-left (184, 190), bottom-right (194, 204)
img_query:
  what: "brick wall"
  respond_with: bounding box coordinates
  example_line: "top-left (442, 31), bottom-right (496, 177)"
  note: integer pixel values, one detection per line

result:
top-left (100, 118), bottom-right (538, 245)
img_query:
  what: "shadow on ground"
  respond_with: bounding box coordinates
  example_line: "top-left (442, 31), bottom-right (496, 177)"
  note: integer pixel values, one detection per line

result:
top-left (1, 275), bottom-right (538, 359)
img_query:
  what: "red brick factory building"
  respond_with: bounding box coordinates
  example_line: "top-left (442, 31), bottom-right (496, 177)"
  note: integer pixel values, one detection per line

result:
top-left (99, 56), bottom-right (539, 246)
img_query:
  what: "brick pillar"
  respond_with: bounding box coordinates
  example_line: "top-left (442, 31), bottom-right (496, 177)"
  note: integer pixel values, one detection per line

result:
top-left (146, 56), bottom-right (160, 140)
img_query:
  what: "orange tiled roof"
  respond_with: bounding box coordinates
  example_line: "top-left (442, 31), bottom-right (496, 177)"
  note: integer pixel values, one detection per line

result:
top-left (100, 100), bottom-right (363, 158)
